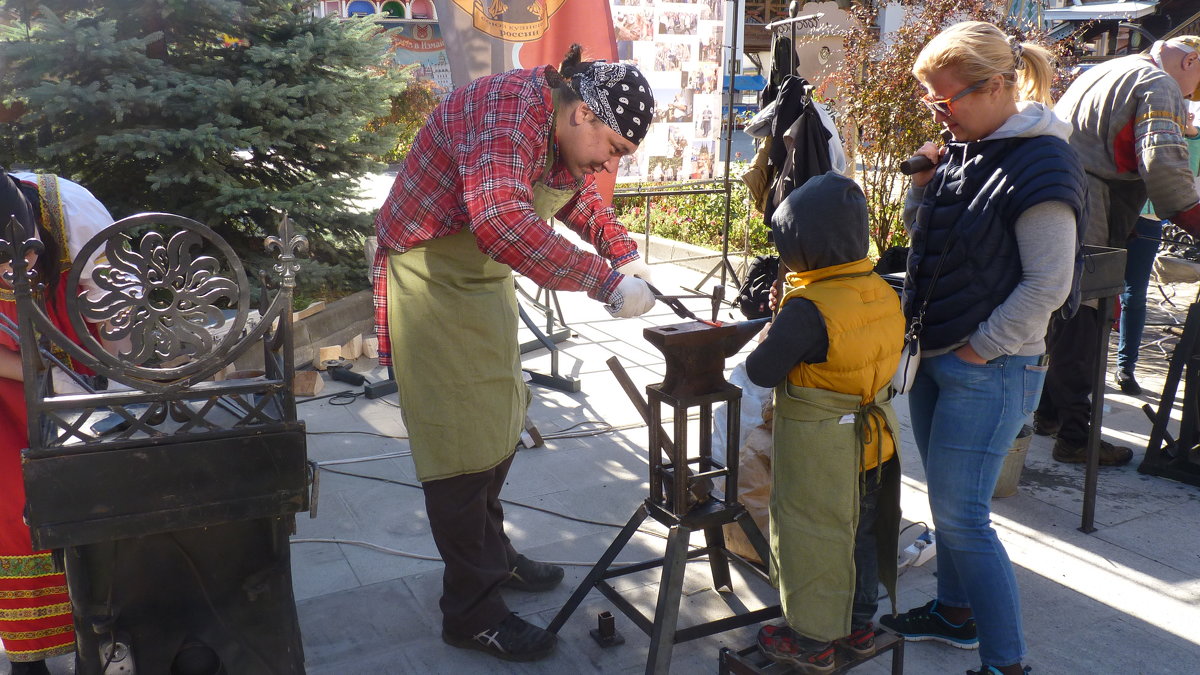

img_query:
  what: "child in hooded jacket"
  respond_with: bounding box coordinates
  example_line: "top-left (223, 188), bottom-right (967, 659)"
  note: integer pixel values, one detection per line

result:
top-left (746, 171), bottom-right (904, 673)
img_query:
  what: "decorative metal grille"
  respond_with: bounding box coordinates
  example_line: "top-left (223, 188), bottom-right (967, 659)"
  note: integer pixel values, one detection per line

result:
top-left (0, 212), bottom-right (307, 454)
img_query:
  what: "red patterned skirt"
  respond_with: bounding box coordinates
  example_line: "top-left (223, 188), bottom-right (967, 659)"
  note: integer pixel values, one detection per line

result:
top-left (0, 361), bottom-right (74, 661)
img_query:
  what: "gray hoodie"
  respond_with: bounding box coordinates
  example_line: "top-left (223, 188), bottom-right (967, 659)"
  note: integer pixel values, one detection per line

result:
top-left (902, 102), bottom-right (1079, 360)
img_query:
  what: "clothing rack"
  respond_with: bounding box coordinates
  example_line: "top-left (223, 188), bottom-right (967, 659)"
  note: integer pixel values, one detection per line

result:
top-left (764, 11), bottom-right (824, 76)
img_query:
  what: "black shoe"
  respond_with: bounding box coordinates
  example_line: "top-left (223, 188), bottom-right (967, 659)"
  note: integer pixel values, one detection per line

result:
top-left (442, 613), bottom-right (556, 662)
top-left (1114, 369), bottom-right (1142, 395)
top-left (1032, 414), bottom-right (1060, 437)
top-left (878, 599), bottom-right (978, 649)
top-left (501, 554), bottom-right (564, 592)
top-left (9, 659), bottom-right (52, 675)
top-left (1051, 438), bottom-right (1134, 466)
top-left (967, 667), bottom-right (1031, 675)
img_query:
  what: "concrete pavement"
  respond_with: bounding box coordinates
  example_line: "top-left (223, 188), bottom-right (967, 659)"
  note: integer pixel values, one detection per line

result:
top-left (286, 254), bottom-right (1200, 674)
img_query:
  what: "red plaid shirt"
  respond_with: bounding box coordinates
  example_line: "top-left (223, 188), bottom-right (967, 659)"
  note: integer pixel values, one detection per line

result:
top-left (371, 66), bottom-right (640, 365)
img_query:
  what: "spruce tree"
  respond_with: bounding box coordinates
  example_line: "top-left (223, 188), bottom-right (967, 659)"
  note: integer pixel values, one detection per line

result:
top-left (0, 0), bottom-right (398, 296)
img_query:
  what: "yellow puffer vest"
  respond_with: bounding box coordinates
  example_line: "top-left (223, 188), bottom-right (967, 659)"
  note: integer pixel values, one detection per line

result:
top-left (781, 257), bottom-right (905, 470)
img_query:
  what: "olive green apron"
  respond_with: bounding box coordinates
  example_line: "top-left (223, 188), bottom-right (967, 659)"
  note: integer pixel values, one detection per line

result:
top-left (769, 383), bottom-right (902, 641)
top-left (385, 110), bottom-right (577, 482)
top-left (386, 230), bottom-right (530, 482)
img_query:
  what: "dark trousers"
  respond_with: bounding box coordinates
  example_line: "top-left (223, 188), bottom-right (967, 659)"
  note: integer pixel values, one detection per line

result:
top-left (422, 454), bottom-right (518, 636)
top-left (851, 462), bottom-right (884, 630)
top-left (1037, 305), bottom-right (1102, 446)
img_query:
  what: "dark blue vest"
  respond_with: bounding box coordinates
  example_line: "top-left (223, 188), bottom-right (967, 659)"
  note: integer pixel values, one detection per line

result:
top-left (902, 135), bottom-right (1086, 351)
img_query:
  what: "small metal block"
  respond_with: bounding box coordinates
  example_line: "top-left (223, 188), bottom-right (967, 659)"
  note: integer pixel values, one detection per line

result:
top-left (589, 610), bottom-right (625, 648)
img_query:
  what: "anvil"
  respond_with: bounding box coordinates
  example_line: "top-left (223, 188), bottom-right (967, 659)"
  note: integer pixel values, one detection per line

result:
top-left (643, 317), bottom-right (770, 398)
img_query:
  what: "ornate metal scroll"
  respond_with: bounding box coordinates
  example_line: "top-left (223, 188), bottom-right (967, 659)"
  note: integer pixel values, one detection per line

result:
top-left (0, 212), bottom-right (308, 454)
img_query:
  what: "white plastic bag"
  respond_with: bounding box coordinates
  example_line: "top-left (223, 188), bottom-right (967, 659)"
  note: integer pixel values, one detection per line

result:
top-left (892, 338), bottom-right (921, 395)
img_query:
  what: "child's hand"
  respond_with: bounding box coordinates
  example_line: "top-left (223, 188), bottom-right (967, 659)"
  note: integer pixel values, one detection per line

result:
top-left (768, 279), bottom-right (781, 312)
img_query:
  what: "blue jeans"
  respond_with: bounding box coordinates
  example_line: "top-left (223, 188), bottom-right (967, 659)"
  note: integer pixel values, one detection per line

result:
top-left (1118, 217), bottom-right (1163, 373)
top-left (907, 351), bottom-right (1046, 667)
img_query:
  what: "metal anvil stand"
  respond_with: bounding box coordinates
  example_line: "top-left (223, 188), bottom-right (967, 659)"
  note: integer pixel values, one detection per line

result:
top-left (547, 318), bottom-right (781, 675)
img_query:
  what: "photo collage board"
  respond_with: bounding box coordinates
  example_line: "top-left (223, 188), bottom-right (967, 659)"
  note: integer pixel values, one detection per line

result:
top-left (612, 0), bottom-right (725, 183)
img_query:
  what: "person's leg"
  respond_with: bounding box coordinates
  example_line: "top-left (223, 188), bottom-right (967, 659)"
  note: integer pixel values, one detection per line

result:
top-left (1045, 305), bottom-right (1133, 464)
top-left (850, 466), bottom-right (883, 629)
top-left (904, 360), bottom-right (965, 604)
top-left (485, 453), bottom-right (519, 567)
top-left (423, 457), bottom-right (515, 637)
top-left (1042, 307), bottom-right (1099, 445)
top-left (488, 454), bottom-right (565, 592)
top-left (7, 660), bottom-right (51, 675)
top-left (1117, 217), bottom-right (1162, 380)
top-left (905, 363), bottom-right (937, 467)
top-left (917, 352), bottom-right (1037, 667)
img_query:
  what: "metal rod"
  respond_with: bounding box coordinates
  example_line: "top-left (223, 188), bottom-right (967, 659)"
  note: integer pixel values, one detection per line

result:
top-left (1080, 296), bottom-right (1111, 533)
top-left (546, 504), bottom-right (649, 634)
top-left (762, 11), bottom-right (823, 30)
top-left (718, 0), bottom-right (742, 292)
top-left (613, 187), bottom-right (728, 198)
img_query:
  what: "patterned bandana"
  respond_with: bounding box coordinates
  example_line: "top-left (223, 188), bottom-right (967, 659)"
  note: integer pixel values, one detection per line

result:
top-left (571, 63), bottom-right (655, 145)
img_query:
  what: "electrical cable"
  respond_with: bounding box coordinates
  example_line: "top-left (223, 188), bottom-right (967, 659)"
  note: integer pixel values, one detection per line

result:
top-left (288, 537), bottom-right (669, 569)
top-left (307, 430), bottom-right (410, 441)
top-left (318, 465), bottom-right (631, 531)
top-left (295, 391), bottom-right (343, 404)
top-left (896, 521), bottom-right (934, 577)
top-left (316, 451), bottom-right (412, 465)
top-left (310, 465), bottom-right (703, 553)
top-left (296, 389), bottom-right (361, 406)
top-left (305, 420), bottom-right (653, 443)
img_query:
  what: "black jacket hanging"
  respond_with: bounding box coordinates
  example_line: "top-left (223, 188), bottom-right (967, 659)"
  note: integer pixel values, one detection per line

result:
top-left (760, 35), bottom-right (794, 108)
top-left (763, 75), bottom-right (832, 227)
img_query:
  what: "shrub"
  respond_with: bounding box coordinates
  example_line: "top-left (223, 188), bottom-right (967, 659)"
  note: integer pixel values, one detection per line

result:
top-left (611, 163), bottom-right (773, 257)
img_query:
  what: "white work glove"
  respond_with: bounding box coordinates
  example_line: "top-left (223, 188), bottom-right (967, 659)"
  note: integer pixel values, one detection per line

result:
top-left (614, 258), bottom-right (654, 286)
top-left (606, 275), bottom-right (656, 318)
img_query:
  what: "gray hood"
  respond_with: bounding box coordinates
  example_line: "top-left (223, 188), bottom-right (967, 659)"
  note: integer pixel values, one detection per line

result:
top-left (985, 101), bottom-right (1071, 142)
top-left (771, 171), bottom-right (868, 274)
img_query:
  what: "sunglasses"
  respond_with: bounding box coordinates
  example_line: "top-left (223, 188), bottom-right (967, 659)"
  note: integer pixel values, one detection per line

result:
top-left (921, 79), bottom-right (989, 117)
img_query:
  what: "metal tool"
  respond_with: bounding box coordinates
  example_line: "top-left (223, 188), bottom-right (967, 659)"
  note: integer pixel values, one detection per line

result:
top-left (644, 281), bottom-right (719, 326)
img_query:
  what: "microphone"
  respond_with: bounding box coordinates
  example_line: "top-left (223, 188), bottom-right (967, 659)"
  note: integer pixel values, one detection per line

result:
top-left (899, 155), bottom-right (935, 175)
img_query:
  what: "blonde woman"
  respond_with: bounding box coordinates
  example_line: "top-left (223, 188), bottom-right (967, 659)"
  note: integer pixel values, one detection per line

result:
top-left (882, 22), bottom-right (1086, 675)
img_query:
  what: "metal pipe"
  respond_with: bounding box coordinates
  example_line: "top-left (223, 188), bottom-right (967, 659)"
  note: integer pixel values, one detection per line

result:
top-left (718, 0), bottom-right (743, 292)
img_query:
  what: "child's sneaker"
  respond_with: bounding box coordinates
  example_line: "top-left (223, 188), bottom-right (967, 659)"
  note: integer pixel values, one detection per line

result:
top-left (879, 599), bottom-right (979, 649)
top-left (835, 622), bottom-right (877, 658)
top-left (756, 623), bottom-right (835, 673)
top-left (966, 667), bottom-right (1031, 675)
